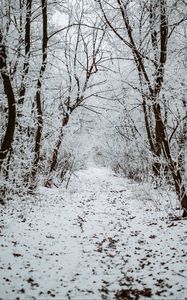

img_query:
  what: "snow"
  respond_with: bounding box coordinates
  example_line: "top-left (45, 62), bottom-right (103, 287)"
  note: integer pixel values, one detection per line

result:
top-left (0, 167), bottom-right (187, 299)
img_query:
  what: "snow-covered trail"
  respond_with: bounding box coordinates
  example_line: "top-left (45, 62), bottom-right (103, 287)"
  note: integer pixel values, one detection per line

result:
top-left (0, 167), bottom-right (187, 299)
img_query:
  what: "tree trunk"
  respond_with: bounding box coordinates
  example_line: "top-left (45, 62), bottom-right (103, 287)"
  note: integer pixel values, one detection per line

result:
top-left (154, 103), bottom-right (187, 215)
top-left (0, 31), bottom-right (16, 171)
top-left (30, 0), bottom-right (47, 186)
top-left (45, 114), bottom-right (69, 187)
top-left (50, 113), bottom-right (69, 173)
top-left (19, 0), bottom-right (32, 105)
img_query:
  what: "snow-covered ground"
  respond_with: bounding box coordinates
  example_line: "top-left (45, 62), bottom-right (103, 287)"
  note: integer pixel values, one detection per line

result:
top-left (0, 167), bottom-right (187, 299)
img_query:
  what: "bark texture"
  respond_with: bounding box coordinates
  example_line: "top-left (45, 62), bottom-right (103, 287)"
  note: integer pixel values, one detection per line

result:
top-left (0, 31), bottom-right (16, 170)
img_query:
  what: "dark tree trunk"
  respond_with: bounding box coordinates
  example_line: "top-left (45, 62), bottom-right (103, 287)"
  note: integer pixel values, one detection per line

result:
top-left (19, 0), bottom-right (32, 105)
top-left (30, 0), bottom-right (47, 185)
top-left (0, 31), bottom-right (16, 170)
top-left (153, 102), bottom-right (187, 215)
top-left (50, 114), bottom-right (69, 173)
top-left (44, 114), bottom-right (69, 187)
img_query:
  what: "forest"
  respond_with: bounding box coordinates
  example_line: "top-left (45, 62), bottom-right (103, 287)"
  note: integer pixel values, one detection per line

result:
top-left (0, 0), bottom-right (187, 299)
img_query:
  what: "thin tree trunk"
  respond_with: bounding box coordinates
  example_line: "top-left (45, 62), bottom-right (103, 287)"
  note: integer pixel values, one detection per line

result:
top-left (50, 114), bottom-right (69, 173)
top-left (19, 0), bottom-right (32, 105)
top-left (30, 0), bottom-right (47, 185)
top-left (45, 114), bottom-right (69, 187)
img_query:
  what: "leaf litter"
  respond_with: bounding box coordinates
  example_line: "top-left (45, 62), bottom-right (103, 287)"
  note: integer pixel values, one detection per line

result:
top-left (0, 167), bottom-right (186, 299)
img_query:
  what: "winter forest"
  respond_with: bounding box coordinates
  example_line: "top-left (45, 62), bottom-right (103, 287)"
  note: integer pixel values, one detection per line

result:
top-left (0, 0), bottom-right (187, 299)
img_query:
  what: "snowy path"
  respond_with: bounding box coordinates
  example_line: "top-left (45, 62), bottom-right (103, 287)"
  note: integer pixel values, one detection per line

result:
top-left (0, 167), bottom-right (187, 299)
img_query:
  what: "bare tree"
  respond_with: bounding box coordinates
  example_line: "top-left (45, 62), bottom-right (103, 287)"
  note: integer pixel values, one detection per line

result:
top-left (0, 0), bottom-right (50, 195)
top-left (46, 9), bottom-right (106, 184)
top-left (97, 0), bottom-right (187, 216)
